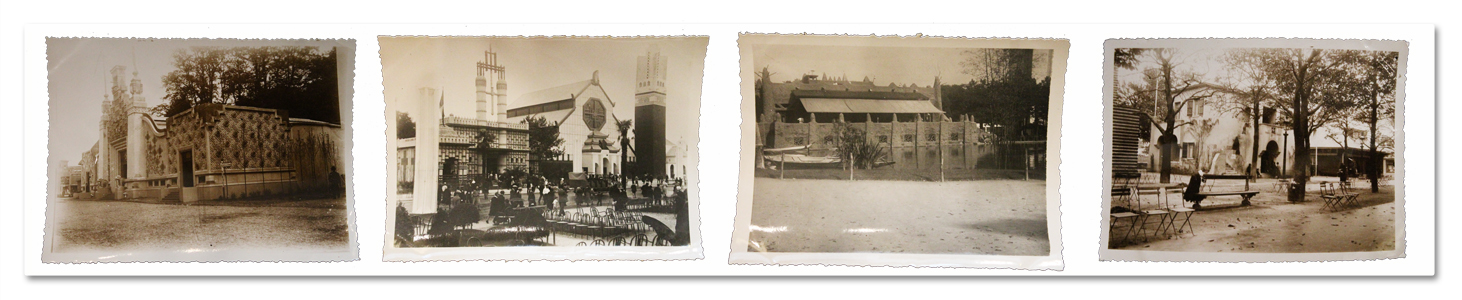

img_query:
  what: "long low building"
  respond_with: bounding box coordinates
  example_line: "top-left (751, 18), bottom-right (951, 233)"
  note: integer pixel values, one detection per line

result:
top-left (67, 65), bottom-right (344, 202)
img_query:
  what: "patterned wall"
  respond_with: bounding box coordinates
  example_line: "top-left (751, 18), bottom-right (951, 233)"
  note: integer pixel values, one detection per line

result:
top-left (208, 108), bottom-right (292, 171)
top-left (774, 121), bottom-right (994, 150)
top-left (289, 124), bottom-right (342, 191)
top-left (103, 101), bottom-right (131, 146)
top-left (143, 122), bottom-right (178, 177)
top-left (138, 105), bottom-right (293, 177)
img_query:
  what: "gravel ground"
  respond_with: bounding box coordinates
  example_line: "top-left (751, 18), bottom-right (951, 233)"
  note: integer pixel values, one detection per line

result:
top-left (51, 197), bottom-right (350, 253)
top-left (1114, 184), bottom-right (1396, 253)
top-left (748, 178), bottom-right (1050, 256)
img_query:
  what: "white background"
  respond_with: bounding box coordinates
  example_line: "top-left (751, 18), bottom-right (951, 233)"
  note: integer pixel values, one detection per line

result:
top-left (2, 0), bottom-right (1454, 298)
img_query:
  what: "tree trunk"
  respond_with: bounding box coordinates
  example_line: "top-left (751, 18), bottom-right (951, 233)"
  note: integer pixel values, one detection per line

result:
top-left (1159, 132), bottom-right (1175, 184)
top-left (1289, 82), bottom-right (1310, 203)
top-left (1251, 94), bottom-right (1261, 180)
top-left (1369, 91), bottom-right (1381, 193)
top-left (625, 136), bottom-right (631, 187)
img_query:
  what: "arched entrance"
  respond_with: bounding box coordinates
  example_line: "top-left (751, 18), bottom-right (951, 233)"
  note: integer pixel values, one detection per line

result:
top-left (1261, 141), bottom-right (1280, 177)
top-left (602, 158), bottom-right (610, 175)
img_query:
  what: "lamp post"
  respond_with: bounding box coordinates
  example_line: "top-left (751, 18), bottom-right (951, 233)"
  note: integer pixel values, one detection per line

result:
top-left (1282, 131), bottom-right (1289, 177)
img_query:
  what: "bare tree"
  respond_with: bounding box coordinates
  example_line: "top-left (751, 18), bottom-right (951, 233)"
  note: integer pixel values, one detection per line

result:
top-left (1216, 50), bottom-right (1280, 180)
top-left (1185, 118), bottom-right (1220, 171)
top-left (1240, 48), bottom-right (1358, 202)
top-left (1340, 50), bottom-right (1399, 192)
top-left (1129, 49), bottom-right (1218, 183)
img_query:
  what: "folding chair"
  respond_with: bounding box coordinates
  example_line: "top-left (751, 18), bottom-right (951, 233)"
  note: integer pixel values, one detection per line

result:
top-left (1110, 212), bottom-right (1142, 247)
top-left (1272, 178), bottom-right (1292, 193)
top-left (1338, 181), bottom-right (1361, 208)
top-left (1137, 209), bottom-right (1172, 241)
top-left (1320, 182), bottom-right (1347, 209)
top-left (1167, 205), bottom-right (1197, 237)
top-left (1111, 173), bottom-right (1139, 209)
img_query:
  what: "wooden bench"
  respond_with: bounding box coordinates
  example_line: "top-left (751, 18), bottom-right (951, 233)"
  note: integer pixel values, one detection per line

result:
top-left (1192, 174), bottom-right (1259, 210)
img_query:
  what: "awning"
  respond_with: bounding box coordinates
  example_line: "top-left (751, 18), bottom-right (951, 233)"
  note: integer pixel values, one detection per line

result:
top-left (798, 98), bottom-right (944, 114)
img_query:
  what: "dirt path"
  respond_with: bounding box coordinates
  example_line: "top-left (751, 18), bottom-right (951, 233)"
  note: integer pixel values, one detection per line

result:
top-left (52, 198), bottom-right (350, 252)
top-left (748, 178), bottom-right (1050, 256)
top-left (1121, 186), bottom-right (1396, 253)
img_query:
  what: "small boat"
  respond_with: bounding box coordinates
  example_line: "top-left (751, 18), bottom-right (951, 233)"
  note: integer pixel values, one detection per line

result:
top-left (763, 153), bottom-right (844, 169)
top-left (762, 145), bottom-right (895, 169)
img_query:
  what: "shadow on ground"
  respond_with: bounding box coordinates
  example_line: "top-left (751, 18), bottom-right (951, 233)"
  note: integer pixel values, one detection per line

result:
top-left (960, 218), bottom-right (1049, 240)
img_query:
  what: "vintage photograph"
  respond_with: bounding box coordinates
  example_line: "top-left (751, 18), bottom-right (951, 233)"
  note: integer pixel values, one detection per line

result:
top-left (382, 37), bottom-right (704, 258)
top-left (1101, 39), bottom-right (1407, 261)
top-left (44, 38), bottom-right (356, 262)
top-left (731, 35), bottom-right (1065, 268)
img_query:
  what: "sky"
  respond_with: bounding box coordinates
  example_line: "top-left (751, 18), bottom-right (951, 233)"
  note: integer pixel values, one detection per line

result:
top-left (380, 37), bottom-right (708, 144)
top-left (46, 38), bottom-right (346, 165)
top-left (752, 44), bottom-right (1052, 86)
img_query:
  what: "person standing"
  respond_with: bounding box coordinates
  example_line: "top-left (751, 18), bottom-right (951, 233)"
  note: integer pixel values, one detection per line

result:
top-left (328, 166), bottom-right (344, 198)
top-left (544, 184), bottom-right (556, 211)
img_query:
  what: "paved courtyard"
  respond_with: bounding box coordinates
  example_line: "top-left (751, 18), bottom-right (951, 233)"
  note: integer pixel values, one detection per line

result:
top-left (748, 178), bottom-right (1050, 256)
top-left (50, 197), bottom-right (350, 252)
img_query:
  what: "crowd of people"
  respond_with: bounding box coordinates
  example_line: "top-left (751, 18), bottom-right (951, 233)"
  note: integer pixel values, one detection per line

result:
top-left (395, 171), bottom-right (689, 246)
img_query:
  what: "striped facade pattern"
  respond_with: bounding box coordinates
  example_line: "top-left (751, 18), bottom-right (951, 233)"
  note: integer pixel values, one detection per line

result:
top-left (1111, 107), bottom-right (1143, 176)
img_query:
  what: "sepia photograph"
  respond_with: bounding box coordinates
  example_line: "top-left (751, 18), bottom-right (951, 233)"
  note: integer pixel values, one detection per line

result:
top-left (44, 38), bottom-right (356, 262)
top-left (381, 36), bottom-right (705, 259)
top-left (1101, 38), bottom-right (1407, 262)
top-left (731, 35), bottom-right (1065, 268)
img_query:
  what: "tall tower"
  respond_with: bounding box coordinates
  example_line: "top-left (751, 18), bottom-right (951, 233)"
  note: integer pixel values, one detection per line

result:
top-left (634, 44), bottom-right (667, 177)
top-left (476, 50), bottom-right (506, 121)
top-left (124, 68), bottom-right (147, 180)
top-left (932, 76), bottom-right (942, 112)
top-left (496, 69), bottom-right (507, 122)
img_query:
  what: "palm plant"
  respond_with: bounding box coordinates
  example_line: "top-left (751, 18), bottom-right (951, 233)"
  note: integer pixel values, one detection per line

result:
top-left (616, 119), bottom-right (634, 185)
top-left (829, 123), bottom-right (888, 169)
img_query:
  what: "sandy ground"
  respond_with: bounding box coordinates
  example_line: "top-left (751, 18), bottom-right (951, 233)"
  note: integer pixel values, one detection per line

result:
top-left (51, 197), bottom-right (350, 252)
top-left (1113, 181), bottom-right (1396, 253)
top-left (748, 178), bottom-right (1050, 256)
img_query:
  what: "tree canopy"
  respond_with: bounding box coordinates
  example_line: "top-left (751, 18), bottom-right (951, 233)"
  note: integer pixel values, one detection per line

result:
top-left (523, 115), bottom-right (564, 161)
top-left (396, 112), bottom-right (416, 139)
top-left (943, 48), bottom-right (1051, 141)
top-left (1112, 46), bottom-right (1399, 192)
top-left (160, 46), bottom-right (340, 123)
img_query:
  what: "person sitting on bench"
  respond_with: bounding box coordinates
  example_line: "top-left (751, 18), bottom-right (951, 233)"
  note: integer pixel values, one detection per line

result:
top-left (1183, 171), bottom-right (1206, 204)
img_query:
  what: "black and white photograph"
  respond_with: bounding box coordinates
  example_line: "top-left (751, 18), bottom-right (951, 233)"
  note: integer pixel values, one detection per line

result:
top-left (381, 37), bottom-right (705, 260)
top-left (43, 38), bottom-right (356, 262)
top-left (731, 35), bottom-right (1065, 268)
top-left (1101, 38), bottom-right (1407, 262)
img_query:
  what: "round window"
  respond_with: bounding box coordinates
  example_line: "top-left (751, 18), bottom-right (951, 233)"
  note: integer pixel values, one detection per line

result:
top-left (582, 98), bottom-right (607, 131)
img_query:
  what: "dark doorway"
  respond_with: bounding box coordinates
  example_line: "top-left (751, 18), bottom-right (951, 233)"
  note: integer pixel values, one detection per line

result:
top-left (1262, 141), bottom-right (1280, 177)
top-left (118, 150), bottom-right (128, 179)
top-left (179, 150), bottom-right (194, 187)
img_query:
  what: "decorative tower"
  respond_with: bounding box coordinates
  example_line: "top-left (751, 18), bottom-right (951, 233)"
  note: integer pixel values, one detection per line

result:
top-left (634, 44), bottom-right (668, 178)
top-left (124, 67), bottom-right (147, 180)
top-left (476, 49), bottom-right (507, 122)
top-left (475, 53), bottom-right (490, 120)
top-left (97, 69), bottom-right (112, 187)
top-left (932, 76), bottom-right (942, 111)
top-left (495, 68), bottom-right (507, 122)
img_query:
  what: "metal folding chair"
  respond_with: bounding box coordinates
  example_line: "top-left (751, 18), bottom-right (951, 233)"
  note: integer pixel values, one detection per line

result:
top-left (1110, 212), bottom-right (1142, 247)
